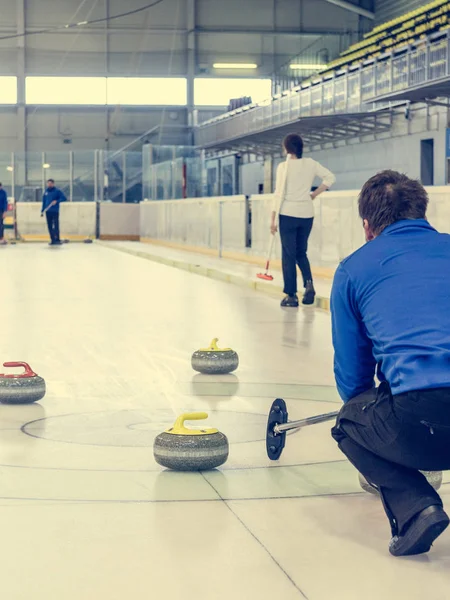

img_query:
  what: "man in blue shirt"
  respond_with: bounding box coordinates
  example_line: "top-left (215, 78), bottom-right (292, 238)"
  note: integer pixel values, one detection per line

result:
top-left (331, 170), bottom-right (450, 557)
top-left (0, 183), bottom-right (8, 245)
top-left (41, 179), bottom-right (66, 245)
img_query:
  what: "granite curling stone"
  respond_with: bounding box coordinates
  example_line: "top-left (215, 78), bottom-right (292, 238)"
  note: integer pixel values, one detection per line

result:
top-left (0, 362), bottom-right (46, 404)
top-left (358, 470), bottom-right (442, 495)
top-left (153, 412), bottom-right (229, 471)
top-left (191, 338), bottom-right (239, 375)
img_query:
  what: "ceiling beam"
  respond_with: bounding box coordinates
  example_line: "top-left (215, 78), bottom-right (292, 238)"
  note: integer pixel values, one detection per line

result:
top-left (0, 25), bottom-right (359, 36)
top-left (194, 26), bottom-right (355, 37)
top-left (322, 0), bottom-right (375, 19)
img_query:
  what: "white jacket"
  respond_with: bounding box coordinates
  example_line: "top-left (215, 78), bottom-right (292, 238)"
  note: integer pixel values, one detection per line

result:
top-left (273, 157), bottom-right (336, 219)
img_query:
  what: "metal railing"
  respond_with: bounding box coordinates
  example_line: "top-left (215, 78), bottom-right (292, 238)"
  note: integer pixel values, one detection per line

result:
top-left (195, 30), bottom-right (450, 148)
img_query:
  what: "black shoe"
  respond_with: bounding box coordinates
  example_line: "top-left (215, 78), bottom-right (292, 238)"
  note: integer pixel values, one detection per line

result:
top-left (302, 281), bottom-right (316, 305)
top-left (389, 505), bottom-right (449, 557)
top-left (281, 295), bottom-right (299, 308)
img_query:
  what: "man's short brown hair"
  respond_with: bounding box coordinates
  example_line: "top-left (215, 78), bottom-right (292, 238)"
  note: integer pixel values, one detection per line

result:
top-left (359, 170), bottom-right (429, 235)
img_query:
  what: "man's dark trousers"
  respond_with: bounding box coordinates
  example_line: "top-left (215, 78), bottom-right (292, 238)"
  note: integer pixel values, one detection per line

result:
top-left (332, 383), bottom-right (450, 535)
top-left (46, 211), bottom-right (60, 243)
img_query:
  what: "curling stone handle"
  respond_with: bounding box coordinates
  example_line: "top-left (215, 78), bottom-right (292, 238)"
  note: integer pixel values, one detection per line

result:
top-left (208, 338), bottom-right (220, 351)
top-left (173, 412), bottom-right (208, 430)
top-left (1, 362), bottom-right (37, 378)
top-left (199, 338), bottom-right (232, 352)
top-left (168, 412), bottom-right (219, 436)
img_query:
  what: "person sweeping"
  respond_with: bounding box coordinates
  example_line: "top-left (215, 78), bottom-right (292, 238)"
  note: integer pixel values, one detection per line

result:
top-left (41, 179), bottom-right (66, 245)
top-left (270, 134), bottom-right (335, 307)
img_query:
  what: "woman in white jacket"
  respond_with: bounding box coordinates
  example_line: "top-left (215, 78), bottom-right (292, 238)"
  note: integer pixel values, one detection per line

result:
top-left (271, 134), bottom-right (336, 307)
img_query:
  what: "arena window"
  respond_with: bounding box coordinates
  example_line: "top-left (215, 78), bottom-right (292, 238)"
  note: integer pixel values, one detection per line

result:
top-left (26, 77), bottom-right (107, 105)
top-left (106, 78), bottom-right (187, 106)
top-left (0, 77), bottom-right (17, 104)
top-left (194, 78), bottom-right (272, 107)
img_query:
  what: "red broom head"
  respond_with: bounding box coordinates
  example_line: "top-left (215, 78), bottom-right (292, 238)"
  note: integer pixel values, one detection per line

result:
top-left (257, 273), bottom-right (274, 281)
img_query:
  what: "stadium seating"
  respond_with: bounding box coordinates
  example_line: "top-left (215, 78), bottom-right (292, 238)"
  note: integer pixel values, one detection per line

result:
top-left (320, 0), bottom-right (450, 74)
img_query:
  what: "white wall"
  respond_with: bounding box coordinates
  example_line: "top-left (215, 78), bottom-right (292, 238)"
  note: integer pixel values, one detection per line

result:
top-left (140, 195), bottom-right (247, 253)
top-left (308, 108), bottom-right (447, 190)
top-left (138, 186), bottom-right (450, 271)
top-left (240, 160), bottom-right (264, 196)
top-left (99, 203), bottom-right (140, 239)
top-left (16, 202), bottom-right (96, 239)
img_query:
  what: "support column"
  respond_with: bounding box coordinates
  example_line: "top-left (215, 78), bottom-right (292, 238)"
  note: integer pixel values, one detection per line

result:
top-left (263, 156), bottom-right (274, 193)
top-left (187, 0), bottom-right (196, 138)
top-left (105, 0), bottom-right (111, 152)
top-left (268, 0), bottom-right (277, 93)
top-left (17, 0), bottom-right (26, 156)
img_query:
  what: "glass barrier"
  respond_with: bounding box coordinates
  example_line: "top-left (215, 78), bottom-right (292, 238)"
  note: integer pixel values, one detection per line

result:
top-left (142, 144), bottom-right (204, 200)
top-left (73, 151), bottom-right (97, 202)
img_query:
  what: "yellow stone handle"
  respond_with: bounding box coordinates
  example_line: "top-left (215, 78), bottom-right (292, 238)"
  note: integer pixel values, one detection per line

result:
top-left (166, 412), bottom-right (218, 436)
top-left (199, 338), bottom-right (231, 352)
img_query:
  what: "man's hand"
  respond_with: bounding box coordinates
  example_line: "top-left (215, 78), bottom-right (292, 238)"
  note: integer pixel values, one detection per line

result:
top-left (50, 200), bottom-right (57, 206)
top-left (2, 212), bottom-right (6, 219)
top-left (270, 222), bottom-right (278, 235)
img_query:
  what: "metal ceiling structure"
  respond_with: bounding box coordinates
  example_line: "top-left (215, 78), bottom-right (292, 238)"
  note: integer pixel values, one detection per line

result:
top-left (323, 0), bottom-right (375, 19)
top-left (202, 111), bottom-right (393, 154)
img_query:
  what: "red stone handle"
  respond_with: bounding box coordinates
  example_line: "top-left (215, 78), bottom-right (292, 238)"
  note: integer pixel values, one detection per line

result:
top-left (0, 362), bottom-right (37, 378)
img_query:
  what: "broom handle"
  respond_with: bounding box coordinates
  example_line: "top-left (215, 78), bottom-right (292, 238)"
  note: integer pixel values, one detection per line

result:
top-left (263, 234), bottom-right (276, 270)
top-left (264, 155), bottom-right (291, 271)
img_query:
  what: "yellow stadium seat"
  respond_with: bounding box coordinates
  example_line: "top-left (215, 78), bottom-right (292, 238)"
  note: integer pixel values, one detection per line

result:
top-left (321, 0), bottom-right (450, 77)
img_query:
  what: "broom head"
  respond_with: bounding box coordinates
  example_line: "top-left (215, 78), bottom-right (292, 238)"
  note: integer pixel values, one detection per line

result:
top-left (257, 272), bottom-right (274, 281)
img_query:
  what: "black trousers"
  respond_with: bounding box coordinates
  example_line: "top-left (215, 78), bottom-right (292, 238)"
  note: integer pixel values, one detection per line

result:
top-left (332, 383), bottom-right (450, 535)
top-left (279, 215), bottom-right (314, 296)
top-left (46, 211), bottom-right (60, 243)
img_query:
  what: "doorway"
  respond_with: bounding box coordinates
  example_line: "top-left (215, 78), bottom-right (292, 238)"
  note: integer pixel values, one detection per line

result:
top-left (420, 138), bottom-right (434, 185)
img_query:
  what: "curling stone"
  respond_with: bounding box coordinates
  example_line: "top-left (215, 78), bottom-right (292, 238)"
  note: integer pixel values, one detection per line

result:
top-left (0, 362), bottom-right (46, 404)
top-left (84, 238), bottom-right (93, 244)
top-left (358, 470), bottom-right (443, 495)
top-left (191, 338), bottom-right (239, 375)
top-left (153, 412), bottom-right (229, 471)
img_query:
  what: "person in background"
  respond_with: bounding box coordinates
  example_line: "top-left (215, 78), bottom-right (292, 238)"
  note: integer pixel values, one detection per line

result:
top-left (41, 179), bottom-right (66, 246)
top-left (0, 183), bottom-right (7, 245)
top-left (271, 134), bottom-right (335, 307)
top-left (331, 170), bottom-right (450, 557)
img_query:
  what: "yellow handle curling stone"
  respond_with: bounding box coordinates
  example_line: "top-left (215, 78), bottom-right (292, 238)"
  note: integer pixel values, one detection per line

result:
top-left (191, 338), bottom-right (239, 375)
top-left (153, 412), bottom-right (229, 471)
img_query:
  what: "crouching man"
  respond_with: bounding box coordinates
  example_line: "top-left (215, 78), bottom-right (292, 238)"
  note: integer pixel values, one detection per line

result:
top-left (331, 170), bottom-right (450, 557)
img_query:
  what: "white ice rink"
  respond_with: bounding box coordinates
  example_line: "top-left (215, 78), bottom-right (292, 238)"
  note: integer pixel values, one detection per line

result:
top-left (2, 242), bottom-right (450, 600)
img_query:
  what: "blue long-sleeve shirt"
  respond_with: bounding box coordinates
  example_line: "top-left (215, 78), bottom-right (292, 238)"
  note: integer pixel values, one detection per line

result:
top-left (0, 189), bottom-right (7, 214)
top-left (41, 187), bottom-right (66, 214)
top-left (331, 219), bottom-right (450, 402)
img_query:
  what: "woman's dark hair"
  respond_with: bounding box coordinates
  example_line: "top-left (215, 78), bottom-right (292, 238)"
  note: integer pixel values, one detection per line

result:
top-left (359, 170), bottom-right (428, 235)
top-left (283, 133), bottom-right (303, 158)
